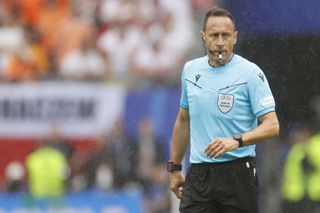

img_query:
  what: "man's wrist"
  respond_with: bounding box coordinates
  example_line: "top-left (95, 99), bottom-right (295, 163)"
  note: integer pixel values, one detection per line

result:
top-left (167, 160), bottom-right (182, 173)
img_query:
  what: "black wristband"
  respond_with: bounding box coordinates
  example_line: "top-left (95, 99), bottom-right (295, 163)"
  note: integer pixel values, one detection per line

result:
top-left (167, 161), bottom-right (182, 173)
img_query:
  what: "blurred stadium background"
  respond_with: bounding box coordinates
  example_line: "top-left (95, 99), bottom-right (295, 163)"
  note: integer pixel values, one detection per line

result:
top-left (0, 0), bottom-right (320, 212)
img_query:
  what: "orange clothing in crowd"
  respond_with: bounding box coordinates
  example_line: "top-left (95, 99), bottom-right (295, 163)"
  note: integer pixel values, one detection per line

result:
top-left (15, 0), bottom-right (43, 25)
top-left (52, 17), bottom-right (94, 64)
top-left (35, 1), bottom-right (70, 52)
top-left (5, 54), bottom-right (35, 82)
top-left (28, 43), bottom-right (49, 73)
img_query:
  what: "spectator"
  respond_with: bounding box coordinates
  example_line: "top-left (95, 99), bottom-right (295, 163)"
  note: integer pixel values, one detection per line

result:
top-left (76, 119), bottom-right (135, 191)
top-left (4, 25), bottom-right (50, 82)
top-left (281, 125), bottom-right (320, 213)
top-left (73, 134), bottom-right (114, 191)
top-left (4, 161), bottom-right (25, 193)
top-left (4, 51), bottom-right (35, 82)
top-left (0, 13), bottom-right (28, 81)
top-left (35, 0), bottom-right (69, 57)
top-left (24, 26), bottom-right (50, 79)
top-left (59, 38), bottom-right (109, 81)
top-left (97, 14), bottom-right (141, 81)
top-left (101, 118), bottom-right (135, 189)
top-left (133, 118), bottom-right (165, 186)
top-left (132, 118), bottom-right (167, 213)
top-left (52, 1), bottom-right (95, 65)
top-left (25, 138), bottom-right (69, 199)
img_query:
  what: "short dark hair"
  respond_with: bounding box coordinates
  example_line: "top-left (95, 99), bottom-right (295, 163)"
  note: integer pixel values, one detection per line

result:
top-left (202, 7), bottom-right (236, 31)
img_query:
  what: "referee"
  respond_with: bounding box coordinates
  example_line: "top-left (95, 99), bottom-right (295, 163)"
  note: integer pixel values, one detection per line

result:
top-left (168, 7), bottom-right (279, 213)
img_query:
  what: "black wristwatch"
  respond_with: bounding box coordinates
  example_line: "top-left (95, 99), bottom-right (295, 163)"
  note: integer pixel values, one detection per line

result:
top-left (233, 134), bottom-right (244, 147)
top-left (167, 161), bottom-right (182, 173)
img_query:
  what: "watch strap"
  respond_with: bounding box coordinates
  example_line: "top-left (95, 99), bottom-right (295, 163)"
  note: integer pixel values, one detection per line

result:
top-left (167, 161), bottom-right (182, 173)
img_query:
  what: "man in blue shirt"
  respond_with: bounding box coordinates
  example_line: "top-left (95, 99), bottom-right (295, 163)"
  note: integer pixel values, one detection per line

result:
top-left (167, 7), bottom-right (280, 213)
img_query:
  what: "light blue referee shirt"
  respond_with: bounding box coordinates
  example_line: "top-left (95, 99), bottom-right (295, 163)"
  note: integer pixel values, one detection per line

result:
top-left (180, 54), bottom-right (276, 163)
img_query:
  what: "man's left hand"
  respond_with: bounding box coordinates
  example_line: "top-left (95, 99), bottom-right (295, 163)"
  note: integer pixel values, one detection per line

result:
top-left (204, 137), bottom-right (239, 158)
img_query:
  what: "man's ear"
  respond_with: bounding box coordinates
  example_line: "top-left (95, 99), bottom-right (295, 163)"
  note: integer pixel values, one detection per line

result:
top-left (200, 31), bottom-right (205, 42)
top-left (233, 31), bottom-right (238, 45)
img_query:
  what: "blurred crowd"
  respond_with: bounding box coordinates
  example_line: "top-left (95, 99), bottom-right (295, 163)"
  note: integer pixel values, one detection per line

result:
top-left (4, 117), bottom-right (171, 212)
top-left (0, 0), bottom-right (199, 86)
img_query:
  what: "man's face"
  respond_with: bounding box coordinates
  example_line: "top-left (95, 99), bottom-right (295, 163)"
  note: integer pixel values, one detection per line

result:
top-left (201, 16), bottom-right (237, 65)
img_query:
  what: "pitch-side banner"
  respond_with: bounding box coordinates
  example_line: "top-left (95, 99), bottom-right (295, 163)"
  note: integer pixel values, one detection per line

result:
top-left (0, 82), bottom-right (125, 138)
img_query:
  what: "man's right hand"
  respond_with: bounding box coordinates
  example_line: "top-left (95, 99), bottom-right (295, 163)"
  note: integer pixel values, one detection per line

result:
top-left (170, 172), bottom-right (185, 199)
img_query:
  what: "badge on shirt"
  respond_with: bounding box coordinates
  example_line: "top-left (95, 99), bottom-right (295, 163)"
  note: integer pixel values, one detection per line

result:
top-left (218, 94), bottom-right (234, 113)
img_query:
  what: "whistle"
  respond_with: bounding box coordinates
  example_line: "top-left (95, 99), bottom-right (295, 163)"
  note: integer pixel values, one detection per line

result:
top-left (219, 52), bottom-right (223, 65)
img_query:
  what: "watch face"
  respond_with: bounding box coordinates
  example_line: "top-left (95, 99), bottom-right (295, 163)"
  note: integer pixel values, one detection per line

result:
top-left (233, 134), bottom-right (242, 140)
top-left (233, 134), bottom-right (244, 147)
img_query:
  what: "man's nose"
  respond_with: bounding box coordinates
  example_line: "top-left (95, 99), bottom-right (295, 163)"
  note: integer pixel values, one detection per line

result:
top-left (217, 35), bottom-right (224, 46)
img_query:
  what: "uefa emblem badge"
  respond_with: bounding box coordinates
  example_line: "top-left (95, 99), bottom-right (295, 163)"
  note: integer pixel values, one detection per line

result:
top-left (217, 94), bottom-right (234, 113)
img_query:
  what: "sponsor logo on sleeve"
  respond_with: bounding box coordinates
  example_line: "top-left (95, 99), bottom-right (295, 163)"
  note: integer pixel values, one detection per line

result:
top-left (260, 96), bottom-right (274, 107)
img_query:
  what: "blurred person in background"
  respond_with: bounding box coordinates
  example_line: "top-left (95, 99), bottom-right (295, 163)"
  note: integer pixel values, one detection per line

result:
top-left (4, 161), bottom-right (25, 193)
top-left (51, 1), bottom-right (94, 66)
top-left (4, 50), bottom-right (35, 82)
top-left (132, 117), bottom-right (168, 212)
top-left (103, 118), bottom-right (135, 189)
top-left (0, 11), bottom-right (29, 81)
top-left (25, 123), bottom-right (70, 199)
top-left (34, 0), bottom-right (69, 76)
top-left (97, 11), bottom-right (141, 82)
top-left (74, 118), bottom-right (135, 191)
top-left (281, 125), bottom-right (320, 213)
top-left (4, 25), bottom-right (49, 82)
top-left (25, 139), bottom-right (69, 199)
top-left (24, 25), bottom-right (50, 79)
top-left (134, 118), bottom-right (165, 184)
top-left (169, 7), bottom-right (279, 213)
top-left (59, 38), bottom-right (109, 81)
top-left (70, 133), bottom-right (114, 191)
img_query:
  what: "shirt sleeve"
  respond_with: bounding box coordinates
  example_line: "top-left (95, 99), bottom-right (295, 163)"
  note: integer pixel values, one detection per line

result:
top-left (248, 69), bottom-right (275, 117)
top-left (180, 67), bottom-right (189, 109)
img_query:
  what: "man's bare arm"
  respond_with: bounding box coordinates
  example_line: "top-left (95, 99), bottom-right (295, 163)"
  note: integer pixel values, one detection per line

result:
top-left (171, 107), bottom-right (190, 164)
top-left (170, 107), bottom-right (190, 199)
top-left (242, 111), bottom-right (279, 145)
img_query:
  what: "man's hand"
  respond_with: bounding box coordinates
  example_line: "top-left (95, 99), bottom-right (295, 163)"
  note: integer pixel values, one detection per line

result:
top-left (204, 137), bottom-right (239, 158)
top-left (170, 172), bottom-right (185, 199)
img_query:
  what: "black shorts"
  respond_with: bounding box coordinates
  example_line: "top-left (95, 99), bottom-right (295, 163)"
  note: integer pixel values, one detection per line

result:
top-left (180, 157), bottom-right (258, 213)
